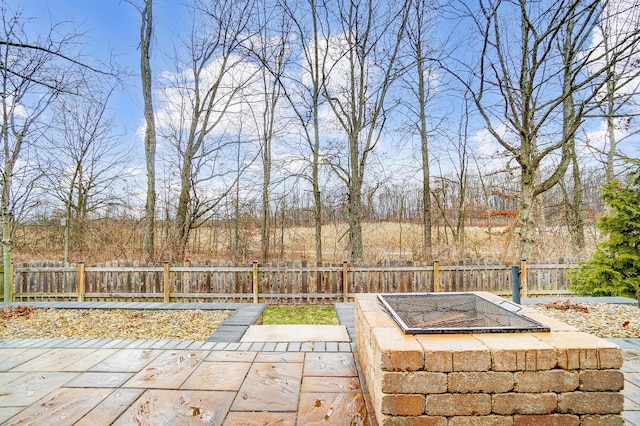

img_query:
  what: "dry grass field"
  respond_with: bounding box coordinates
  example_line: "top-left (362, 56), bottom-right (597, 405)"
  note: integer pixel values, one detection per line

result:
top-left (13, 220), bottom-right (598, 264)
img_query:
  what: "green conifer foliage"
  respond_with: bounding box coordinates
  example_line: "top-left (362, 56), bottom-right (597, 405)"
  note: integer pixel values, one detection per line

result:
top-left (570, 171), bottom-right (640, 305)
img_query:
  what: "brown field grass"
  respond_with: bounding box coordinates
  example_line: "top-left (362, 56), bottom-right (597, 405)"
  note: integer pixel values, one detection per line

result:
top-left (12, 220), bottom-right (597, 264)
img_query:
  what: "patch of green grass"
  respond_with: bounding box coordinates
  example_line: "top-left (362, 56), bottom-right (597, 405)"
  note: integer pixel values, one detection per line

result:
top-left (261, 305), bottom-right (339, 325)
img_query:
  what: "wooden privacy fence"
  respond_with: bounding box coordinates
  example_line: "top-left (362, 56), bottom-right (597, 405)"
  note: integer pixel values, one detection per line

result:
top-left (7, 258), bottom-right (580, 304)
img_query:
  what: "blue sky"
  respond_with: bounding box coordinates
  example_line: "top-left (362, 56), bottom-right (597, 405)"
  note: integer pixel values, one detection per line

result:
top-left (21, 0), bottom-right (190, 151)
top-left (13, 0), bottom-right (639, 182)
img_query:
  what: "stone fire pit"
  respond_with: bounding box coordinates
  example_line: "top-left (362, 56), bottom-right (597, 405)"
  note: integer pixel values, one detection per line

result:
top-left (355, 292), bottom-right (624, 425)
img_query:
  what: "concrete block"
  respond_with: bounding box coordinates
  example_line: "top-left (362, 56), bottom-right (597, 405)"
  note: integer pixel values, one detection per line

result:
top-left (381, 394), bottom-right (425, 416)
top-left (514, 370), bottom-right (579, 393)
top-left (492, 392), bottom-right (558, 415)
top-left (557, 392), bottom-right (624, 415)
top-left (382, 371), bottom-right (447, 394)
top-left (448, 371), bottom-right (514, 394)
top-left (425, 394), bottom-right (491, 416)
top-left (580, 370), bottom-right (624, 392)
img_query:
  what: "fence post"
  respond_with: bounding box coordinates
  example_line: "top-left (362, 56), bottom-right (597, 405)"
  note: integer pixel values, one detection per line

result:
top-left (511, 265), bottom-right (521, 304)
top-left (77, 261), bottom-right (85, 302)
top-left (252, 261), bottom-right (259, 303)
top-left (433, 260), bottom-right (440, 292)
top-left (520, 258), bottom-right (528, 299)
top-left (342, 260), bottom-right (349, 302)
top-left (163, 261), bottom-right (170, 303)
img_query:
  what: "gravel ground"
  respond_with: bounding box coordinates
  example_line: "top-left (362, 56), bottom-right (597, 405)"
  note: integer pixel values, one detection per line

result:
top-left (528, 301), bottom-right (640, 338)
top-left (2, 302), bottom-right (639, 341)
top-left (0, 306), bottom-right (232, 341)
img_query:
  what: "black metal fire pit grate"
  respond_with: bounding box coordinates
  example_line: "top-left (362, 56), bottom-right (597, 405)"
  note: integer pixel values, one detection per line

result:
top-left (377, 293), bottom-right (550, 334)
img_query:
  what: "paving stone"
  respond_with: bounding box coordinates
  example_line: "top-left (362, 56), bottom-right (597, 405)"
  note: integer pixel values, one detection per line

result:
top-left (109, 338), bottom-right (136, 349)
top-left (237, 342), bottom-right (253, 351)
top-left (297, 392), bottom-right (367, 425)
top-left (11, 348), bottom-right (106, 372)
top-left (0, 348), bottom-right (49, 371)
top-left (301, 376), bottom-right (362, 393)
top-left (255, 352), bottom-right (305, 363)
top-left (158, 340), bottom-right (182, 349)
top-left (623, 410), bottom-right (640, 426)
top-left (175, 340), bottom-right (194, 349)
top-left (65, 371), bottom-right (134, 388)
top-left (90, 348), bottom-right (161, 372)
top-left (212, 342), bottom-right (229, 350)
top-left (207, 327), bottom-right (246, 342)
top-left (4, 387), bottom-right (113, 425)
top-left (304, 352), bottom-right (357, 377)
top-left (198, 341), bottom-right (217, 350)
top-left (149, 339), bottom-right (172, 349)
top-left (74, 388), bottom-right (145, 425)
top-left (101, 339), bottom-right (129, 349)
top-left (339, 342), bottom-right (351, 352)
top-left (0, 371), bottom-right (26, 388)
top-left (299, 342), bottom-right (314, 352)
top-left (313, 342), bottom-right (326, 352)
top-left (225, 342), bottom-right (241, 351)
top-left (206, 350), bottom-right (256, 362)
top-left (0, 407), bottom-right (24, 424)
top-left (626, 372), bottom-right (640, 388)
top-left (61, 349), bottom-right (119, 371)
top-left (185, 341), bottom-right (206, 350)
top-left (241, 325), bottom-right (349, 343)
top-left (625, 395), bottom-right (640, 411)
top-left (112, 389), bottom-right (235, 425)
top-left (0, 372), bottom-right (78, 406)
top-left (131, 340), bottom-right (157, 349)
top-left (225, 411), bottom-right (297, 424)
top-left (263, 342), bottom-right (277, 351)
top-left (123, 350), bottom-right (208, 389)
top-left (181, 361), bottom-right (251, 391)
top-left (78, 339), bottom-right (104, 348)
top-left (231, 361), bottom-right (303, 411)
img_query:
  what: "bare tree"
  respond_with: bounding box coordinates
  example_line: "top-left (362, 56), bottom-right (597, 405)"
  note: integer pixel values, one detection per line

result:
top-left (0, 2), bottom-right (94, 300)
top-left (593, 0), bottom-right (640, 182)
top-left (127, 0), bottom-right (158, 263)
top-left (157, 0), bottom-right (258, 261)
top-left (39, 86), bottom-right (131, 264)
top-left (323, 0), bottom-right (410, 260)
top-left (279, 0), bottom-right (332, 264)
top-left (402, 0), bottom-right (443, 261)
top-left (242, 3), bottom-right (291, 262)
top-left (452, 0), bottom-right (637, 259)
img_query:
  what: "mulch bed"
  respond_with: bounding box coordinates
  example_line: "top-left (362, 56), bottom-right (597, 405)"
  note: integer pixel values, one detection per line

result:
top-left (528, 301), bottom-right (640, 338)
top-left (0, 306), bottom-right (232, 341)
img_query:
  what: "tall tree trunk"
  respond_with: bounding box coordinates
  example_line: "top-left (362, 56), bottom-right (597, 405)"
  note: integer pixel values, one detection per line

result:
top-left (570, 144), bottom-right (585, 250)
top-left (348, 134), bottom-right (364, 261)
top-left (174, 156), bottom-right (192, 262)
top-left (140, 0), bottom-right (157, 264)
top-left (261, 158), bottom-right (270, 261)
top-left (311, 0), bottom-right (323, 264)
top-left (416, 33), bottom-right (432, 262)
top-left (563, 11), bottom-right (585, 251)
top-left (518, 170), bottom-right (537, 260)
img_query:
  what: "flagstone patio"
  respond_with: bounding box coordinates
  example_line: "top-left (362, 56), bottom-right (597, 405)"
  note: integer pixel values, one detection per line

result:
top-left (0, 300), bottom-right (639, 425)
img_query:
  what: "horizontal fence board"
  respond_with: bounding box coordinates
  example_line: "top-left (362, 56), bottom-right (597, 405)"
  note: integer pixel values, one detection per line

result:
top-left (8, 259), bottom-right (582, 304)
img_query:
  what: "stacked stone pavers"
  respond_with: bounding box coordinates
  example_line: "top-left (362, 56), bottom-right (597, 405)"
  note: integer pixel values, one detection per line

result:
top-left (355, 293), bottom-right (624, 425)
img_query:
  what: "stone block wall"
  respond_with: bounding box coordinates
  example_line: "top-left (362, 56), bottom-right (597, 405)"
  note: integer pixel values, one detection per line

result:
top-left (355, 293), bottom-right (625, 426)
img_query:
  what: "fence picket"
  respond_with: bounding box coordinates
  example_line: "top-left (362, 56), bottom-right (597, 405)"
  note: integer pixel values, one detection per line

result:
top-left (10, 258), bottom-right (581, 303)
